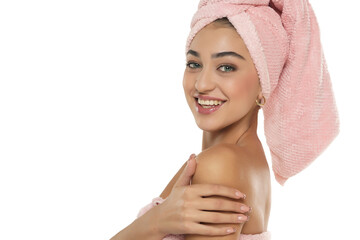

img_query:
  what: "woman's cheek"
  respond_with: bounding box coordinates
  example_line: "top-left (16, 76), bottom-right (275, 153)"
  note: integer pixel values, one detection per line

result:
top-left (227, 78), bottom-right (251, 103)
top-left (230, 81), bottom-right (258, 113)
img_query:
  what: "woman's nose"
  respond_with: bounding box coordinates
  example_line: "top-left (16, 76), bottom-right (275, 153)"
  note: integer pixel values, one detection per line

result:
top-left (194, 66), bottom-right (216, 93)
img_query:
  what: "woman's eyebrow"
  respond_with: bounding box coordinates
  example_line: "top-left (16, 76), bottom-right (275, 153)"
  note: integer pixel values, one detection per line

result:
top-left (186, 49), bottom-right (246, 61)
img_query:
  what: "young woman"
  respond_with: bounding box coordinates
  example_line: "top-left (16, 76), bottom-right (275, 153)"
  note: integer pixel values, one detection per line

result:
top-left (111, 0), bottom-right (339, 239)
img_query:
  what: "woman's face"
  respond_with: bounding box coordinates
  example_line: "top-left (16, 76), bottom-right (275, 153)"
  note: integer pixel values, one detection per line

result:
top-left (183, 22), bottom-right (262, 132)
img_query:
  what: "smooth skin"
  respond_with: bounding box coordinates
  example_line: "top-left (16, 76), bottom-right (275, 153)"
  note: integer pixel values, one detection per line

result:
top-left (110, 20), bottom-right (271, 239)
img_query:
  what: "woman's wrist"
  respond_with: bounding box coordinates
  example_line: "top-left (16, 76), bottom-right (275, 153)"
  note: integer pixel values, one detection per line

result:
top-left (141, 204), bottom-right (166, 239)
top-left (110, 205), bottom-right (165, 240)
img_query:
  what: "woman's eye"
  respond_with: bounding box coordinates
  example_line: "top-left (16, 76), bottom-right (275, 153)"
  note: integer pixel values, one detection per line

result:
top-left (185, 62), bottom-right (235, 72)
top-left (186, 62), bottom-right (201, 69)
top-left (219, 65), bottom-right (235, 72)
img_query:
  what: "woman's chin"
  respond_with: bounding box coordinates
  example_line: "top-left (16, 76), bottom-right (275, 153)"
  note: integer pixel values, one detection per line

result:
top-left (194, 119), bottom-right (225, 132)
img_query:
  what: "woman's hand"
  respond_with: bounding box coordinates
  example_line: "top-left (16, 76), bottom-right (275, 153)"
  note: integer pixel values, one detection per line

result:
top-left (154, 154), bottom-right (251, 236)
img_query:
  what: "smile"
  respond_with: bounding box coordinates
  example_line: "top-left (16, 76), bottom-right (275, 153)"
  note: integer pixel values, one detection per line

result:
top-left (194, 97), bottom-right (226, 114)
top-left (197, 98), bottom-right (224, 107)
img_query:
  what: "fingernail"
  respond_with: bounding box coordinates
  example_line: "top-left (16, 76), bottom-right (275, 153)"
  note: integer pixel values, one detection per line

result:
top-left (187, 154), bottom-right (194, 166)
top-left (227, 228), bottom-right (235, 233)
top-left (249, 206), bottom-right (252, 213)
top-left (186, 159), bottom-right (191, 166)
top-left (240, 205), bottom-right (250, 212)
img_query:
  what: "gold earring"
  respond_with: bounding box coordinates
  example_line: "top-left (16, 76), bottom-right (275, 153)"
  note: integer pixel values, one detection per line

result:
top-left (256, 96), bottom-right (266, 107)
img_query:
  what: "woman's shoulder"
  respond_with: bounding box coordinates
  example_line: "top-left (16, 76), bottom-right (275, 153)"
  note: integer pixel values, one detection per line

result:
top-left (197, 143), bottom-right (242, 165)
top-left (194, 142), bottom-right (270, 202)
top-left (197, 142), bottom-right (269, 173)
top-left (194, 142), bottom-right (271, 233)
top-left (196, 142), bottom-right (270, 197)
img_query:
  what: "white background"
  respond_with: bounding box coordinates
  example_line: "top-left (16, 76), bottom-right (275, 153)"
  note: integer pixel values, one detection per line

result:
top-left (0, 0), bottom-right (359, 239)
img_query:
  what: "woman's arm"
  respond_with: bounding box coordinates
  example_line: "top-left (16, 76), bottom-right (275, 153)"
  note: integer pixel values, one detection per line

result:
top-left (110, 155), bottom-right (191, 240)
top-left (184, 143), bottom-right (264, 240)
top-left (110, 153), bottom-right (251, 239)
top-left (159, 159), bottom-right (188, 199)
top-left (110, 155), bottom-right (192, 240)
top-left (110, 204), bottom-right (165, 240)
top-left (110, 154), bottom-right (195, 240)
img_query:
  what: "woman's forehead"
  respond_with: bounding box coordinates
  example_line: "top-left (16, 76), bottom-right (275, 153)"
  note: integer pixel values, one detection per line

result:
top-left (189, 24), bottom-right (250, 59)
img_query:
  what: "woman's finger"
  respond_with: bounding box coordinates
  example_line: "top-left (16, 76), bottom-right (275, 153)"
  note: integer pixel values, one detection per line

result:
top-left (182, 208), bottom-right (248, 225)
top-left (196, 197), bottom-right (251, 213)
top-left (189, 183), bottom-right (246, 199)
top-left (194, 210), bottom-right (249, 224)
top-left (174, 154), bottom-right (197, 187)
top-left (185, 222), bottom-right (237, 236)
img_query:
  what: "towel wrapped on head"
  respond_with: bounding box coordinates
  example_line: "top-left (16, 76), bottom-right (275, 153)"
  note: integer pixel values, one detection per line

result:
top-left (185, 0), bottom-right (340, 185)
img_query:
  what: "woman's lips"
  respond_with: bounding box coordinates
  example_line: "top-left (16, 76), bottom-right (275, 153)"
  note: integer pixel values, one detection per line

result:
top-left (194, 97), bottom-right (226, 114)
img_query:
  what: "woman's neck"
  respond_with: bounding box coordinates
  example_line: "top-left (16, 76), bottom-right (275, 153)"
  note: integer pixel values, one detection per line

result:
top-left (202, 106), bottom-right (260, 151)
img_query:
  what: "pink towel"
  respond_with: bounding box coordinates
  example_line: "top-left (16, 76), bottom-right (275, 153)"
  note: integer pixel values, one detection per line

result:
top-left (185, 0), bottom-right (340, 185)
top-left (137, 197), bottom-right (271, 240)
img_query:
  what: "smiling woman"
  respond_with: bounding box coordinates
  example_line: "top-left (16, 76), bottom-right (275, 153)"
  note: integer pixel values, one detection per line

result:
top-left (183, 20), bottom-right (263, 134)
top-left (110, 0), bottom-right (339, 239)
top-left (1, 0), bottom-right (356, 239)
top-left (180, 21), bottom-right (272, 239)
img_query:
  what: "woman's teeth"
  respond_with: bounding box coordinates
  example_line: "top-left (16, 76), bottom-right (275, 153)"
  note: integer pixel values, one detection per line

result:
top-left (197, 98), bottom-right (224, 108)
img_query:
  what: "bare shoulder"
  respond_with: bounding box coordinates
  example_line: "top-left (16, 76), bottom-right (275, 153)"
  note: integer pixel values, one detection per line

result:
top-left (194, 143), bottom-right (270, 184)
top-left (191, 143), bottom-right (271, 235)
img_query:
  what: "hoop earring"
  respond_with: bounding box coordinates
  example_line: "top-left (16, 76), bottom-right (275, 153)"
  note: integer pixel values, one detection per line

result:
top-left (256, 96), bottom-right (266, 107)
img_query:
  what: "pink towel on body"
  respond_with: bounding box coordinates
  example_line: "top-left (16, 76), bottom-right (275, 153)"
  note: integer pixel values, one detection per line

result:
top-left (185, 0), bottom-right (340, 185)
top-left (136, 197), bottom-right (271, 240)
